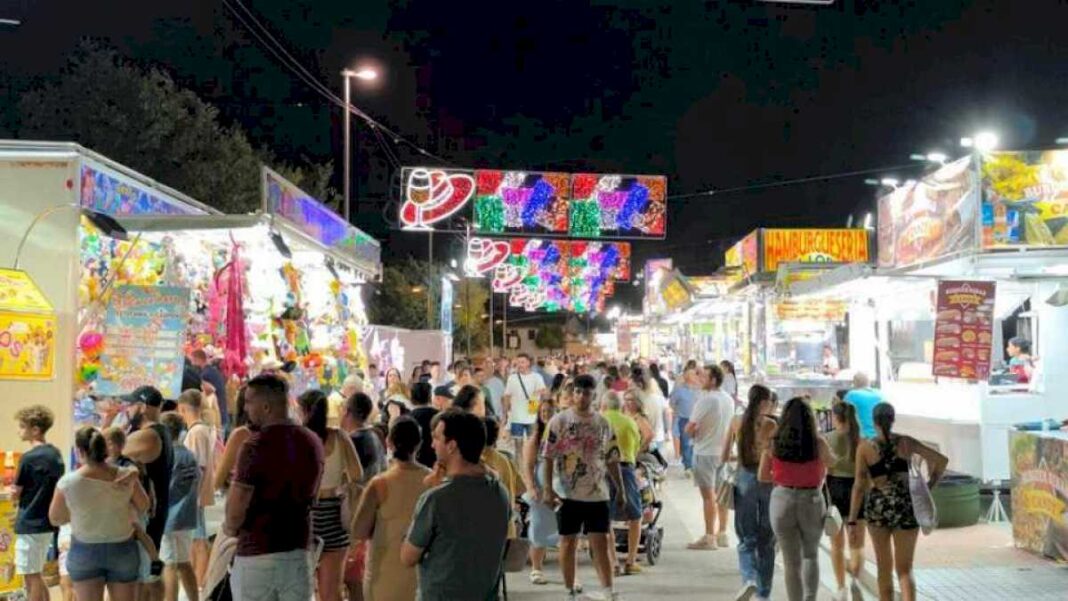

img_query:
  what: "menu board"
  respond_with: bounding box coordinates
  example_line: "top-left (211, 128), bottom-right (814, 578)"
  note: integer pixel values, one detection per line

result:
top-left (97, 286), bottom-right (190, 399)
top-left (932, 280), bottom-right (995, 380)
top-left (1010, 431), bottom-right (1068, 561)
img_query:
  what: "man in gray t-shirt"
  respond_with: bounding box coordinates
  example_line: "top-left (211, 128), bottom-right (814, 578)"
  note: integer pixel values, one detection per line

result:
top-left (402, 409), bottom-right (510, 601)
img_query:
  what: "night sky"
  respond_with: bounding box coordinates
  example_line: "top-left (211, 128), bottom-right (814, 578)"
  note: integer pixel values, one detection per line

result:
top-left (3, 0), bottom-right (1068, 311)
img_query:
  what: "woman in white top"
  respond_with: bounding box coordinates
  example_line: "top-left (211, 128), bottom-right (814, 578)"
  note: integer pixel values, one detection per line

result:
top-left (49, 426), bottom-right (150, 601)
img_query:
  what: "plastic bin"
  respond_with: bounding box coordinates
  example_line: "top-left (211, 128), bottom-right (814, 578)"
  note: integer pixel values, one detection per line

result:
top-left (931, 472), bottom-right (981, 528)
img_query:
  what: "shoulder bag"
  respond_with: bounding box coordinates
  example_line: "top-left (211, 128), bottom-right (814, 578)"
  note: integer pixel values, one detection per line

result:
top-left (822, 482), bottom-right (843, 537)
top-left (716, 462), bottom-right (736, 510)
top-left (909, 454), bottom-right (938, 535)
top-left (337, 429), bottom-right (365, 533)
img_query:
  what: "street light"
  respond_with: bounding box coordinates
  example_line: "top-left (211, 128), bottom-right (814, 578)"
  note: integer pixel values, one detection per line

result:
top-left (879, 178), bottom-right (900, 187)
top-left (0, 18), bottom-right (21, 26)
top-left (863, 212), bottom-right (873, 230)
top-left (961, 131), bottom-right (998, 152)
top-left (341, 65), bottom-right (381, 224)
top-left (1056, 137), bottom-right (1068, 145)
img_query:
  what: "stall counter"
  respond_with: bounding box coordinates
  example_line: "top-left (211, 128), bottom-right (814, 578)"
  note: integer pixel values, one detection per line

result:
top-left (0, 492), bottom-right (21, 594)
top-left (1009, 430), bottom-right (1068, 561)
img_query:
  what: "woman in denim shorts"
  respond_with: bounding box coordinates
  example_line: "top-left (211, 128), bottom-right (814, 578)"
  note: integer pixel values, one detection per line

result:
top-left (48, 426), bottom-right (151, 601)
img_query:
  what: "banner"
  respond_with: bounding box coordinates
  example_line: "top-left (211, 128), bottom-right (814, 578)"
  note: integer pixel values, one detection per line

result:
top-left (725, 231), bottom-right (759, 277)
top-left (0, 269), bottom-right (56, 381)
top-left (0, 497), bottom-right (21, 593)
top-left (440, 277), bottom-right (454, 333)
top-left (877, 156), bottom-right (978, 268)
top-left (97, 286), bottom-right (190, 399)
top-left (262, 167), bottom-right (381, 276)
top-left (80, 160), bottom-right (206, 217)
top-left (982, 150), bottom-right (1068, 248)
top-left (762, 229), bottom-right (869, 273)
top-left (473, 170), bottom-right (569, 234)
top-left (569, 174), bottom-right (667, 239)
top-left (1010, 431), bottom-right (1068, 561)
top-left (932, 280), bottom-right (995, 380)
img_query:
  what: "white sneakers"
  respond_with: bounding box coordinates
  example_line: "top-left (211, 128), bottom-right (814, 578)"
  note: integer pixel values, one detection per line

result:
top-left (716, 532), bottom-right (730, 548)
top-left (687, 534), bottom-right (717, 550)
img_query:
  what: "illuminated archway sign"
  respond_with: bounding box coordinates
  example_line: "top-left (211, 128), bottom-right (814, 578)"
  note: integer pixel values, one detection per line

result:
top-left (465, 237), bottom-right (511, 275)
top-left (400, 167), bottom-right (475, 230)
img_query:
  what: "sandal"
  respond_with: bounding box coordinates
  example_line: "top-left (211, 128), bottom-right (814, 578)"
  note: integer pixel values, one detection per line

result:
top-left (529, 569), bottom-right (548, 585)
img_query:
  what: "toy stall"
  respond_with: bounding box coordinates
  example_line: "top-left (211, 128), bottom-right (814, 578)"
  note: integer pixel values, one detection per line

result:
top-left (789, 151), bottom-right (1068, 487)
top-left (721, 228), bottom-right (872, 403)
top-left (78, 166), bottom-right (383, 421)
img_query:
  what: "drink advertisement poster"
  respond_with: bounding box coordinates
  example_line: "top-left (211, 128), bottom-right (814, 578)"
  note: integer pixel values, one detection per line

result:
top-left (981, 150), bottom-right (1068, 248)
top-left (1009, 431), bottom-right (1068, 561)
top-left (932, 280), bottom-right (995, 380)
top-left (97, 286), bottom-right (190, 399)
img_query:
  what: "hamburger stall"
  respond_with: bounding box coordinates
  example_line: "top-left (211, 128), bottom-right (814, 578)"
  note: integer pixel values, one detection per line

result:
top-left (788, 151), bottom-right (1068, 548)
top-left (719, 227), bottom-right (873, 404)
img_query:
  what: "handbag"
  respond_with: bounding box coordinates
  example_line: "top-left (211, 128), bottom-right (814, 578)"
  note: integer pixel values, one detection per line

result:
top-left (909, 455), bottom-right (938, 535)
top-left (503, 537), bottom-right (532, 573)
top-left (716, 462), bottom-right (736, 510)
top-left (821, 483), bottom-right (842, 537)
top-left (337, 430), bottom-right (365, 532)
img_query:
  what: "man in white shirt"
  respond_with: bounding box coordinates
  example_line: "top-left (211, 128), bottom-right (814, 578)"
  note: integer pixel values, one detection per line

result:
top-left (502, 353), bottom-right (547, 454)
top-left (685, 364), bottom-right (734, 550)
top-left (176, 389), bottom-right (217, 583)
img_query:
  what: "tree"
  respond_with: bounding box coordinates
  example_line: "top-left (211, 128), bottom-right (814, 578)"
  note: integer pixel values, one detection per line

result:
top-left (453, 278), bottom-right (489, 357)
top-left (534, 323), bottom-right (566, 352)
top-left (367, 258), bottom-right (434, 330)
top-left (14, 42), bottom-right (338, 214)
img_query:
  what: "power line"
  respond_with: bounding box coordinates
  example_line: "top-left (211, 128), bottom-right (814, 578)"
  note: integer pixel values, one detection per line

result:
top-left (665, 163), bottom-right (925, 201)
top-left (221, 0), bottom-right (456, 167)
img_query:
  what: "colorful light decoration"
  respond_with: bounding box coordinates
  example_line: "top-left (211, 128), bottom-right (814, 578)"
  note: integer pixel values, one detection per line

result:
top-left (569, 173), bottom-right (667, 239)
top-left (466, 237), bottom-right (511, 275)
top-left (400, 167), bottom-right (475, 230)
top-left (473, 170), bottom-right (570, 234)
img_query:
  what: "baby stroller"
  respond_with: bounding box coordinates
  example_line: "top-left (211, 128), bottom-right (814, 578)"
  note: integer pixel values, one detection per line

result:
top-left (611, 458), bottom-right (664, 565)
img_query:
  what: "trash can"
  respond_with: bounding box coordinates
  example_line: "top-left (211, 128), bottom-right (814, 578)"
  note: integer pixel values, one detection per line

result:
top-left (931, 472), bottom-right (981, 528)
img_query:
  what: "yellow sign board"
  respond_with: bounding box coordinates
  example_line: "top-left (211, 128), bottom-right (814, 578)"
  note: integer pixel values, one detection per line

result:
top-left (0, 497), bottom-right (22, 593)
top-left (0, 312), bottom-right (56, 380)
top-left (0, 269), bottom-right (53, 314)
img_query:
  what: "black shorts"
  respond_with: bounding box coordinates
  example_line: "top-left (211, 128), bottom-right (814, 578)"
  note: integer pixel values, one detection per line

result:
top-left (827, 475), bottom-right (863, 521)
top-left (557, 499), bottom-right (610, 536)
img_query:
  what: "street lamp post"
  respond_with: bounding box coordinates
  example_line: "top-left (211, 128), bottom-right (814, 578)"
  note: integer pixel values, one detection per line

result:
top-left (341, 67), bottom-right (378, 223)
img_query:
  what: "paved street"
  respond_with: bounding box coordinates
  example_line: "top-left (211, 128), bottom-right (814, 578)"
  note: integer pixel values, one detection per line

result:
top-left (504, 467), bottom-right (818, 600)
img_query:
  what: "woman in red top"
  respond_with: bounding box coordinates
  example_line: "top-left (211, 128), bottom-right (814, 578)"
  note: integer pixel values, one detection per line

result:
top-left (759, 398), bottom-right (835, 601)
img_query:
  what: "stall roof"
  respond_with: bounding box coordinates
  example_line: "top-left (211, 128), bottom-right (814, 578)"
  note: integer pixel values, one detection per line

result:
top-left (0, 140), bottom-right (219, 215)
top-left (117, 213), bottom-right (381, 280)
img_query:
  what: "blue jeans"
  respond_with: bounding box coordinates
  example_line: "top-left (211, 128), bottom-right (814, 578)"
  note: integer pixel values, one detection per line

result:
top-left (735, 468), bottom-right (776, 598)
top-left (675, 416), bottom-right (694, 470)
top-left (232, 549), bottom-right (313, 601)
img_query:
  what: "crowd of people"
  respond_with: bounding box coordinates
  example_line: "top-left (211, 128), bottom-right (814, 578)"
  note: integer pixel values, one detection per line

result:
top-left (9, 350), bottom-right (950, 601)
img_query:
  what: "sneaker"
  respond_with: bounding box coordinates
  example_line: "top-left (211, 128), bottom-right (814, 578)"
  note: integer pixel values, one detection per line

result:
top-left (850, 578), bottom-right (865, 601)
top-left (530, 569), bottom-right (548, 585)
top-left (716, 532), bottom-right (730, 548)
top-left (624, 563), bottom-right (642, 575)
top-left (582, 591), bottom-right (608, 601)
top-left (687, 535), bottom-right (716, 550)
top-left (834, 588), bottom-right (848, 601)
top-left (735, 583), bottom-right (758, 601)
top-left (610, 593), bottom-right (624, 601)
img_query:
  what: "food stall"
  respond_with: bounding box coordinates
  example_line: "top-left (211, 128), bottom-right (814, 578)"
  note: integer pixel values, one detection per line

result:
top-left (788, 151), bottom-right (1068, 487)
top-left (721, 227), bottom-right (872, 403)
top-left (0, 141), bottom-right (383, 455)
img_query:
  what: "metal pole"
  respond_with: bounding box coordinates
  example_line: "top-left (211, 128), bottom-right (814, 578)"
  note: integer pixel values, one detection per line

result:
top-left (502, 297), bottom-right (507, 358)
top-left (489, 289), bottom-right (495, 358)
top-left (342, 74), bottom-right (351, 222)
top-left (427, 230), bottom-right (434, 328)
top-left (465, 279), bottom-right (471, 359)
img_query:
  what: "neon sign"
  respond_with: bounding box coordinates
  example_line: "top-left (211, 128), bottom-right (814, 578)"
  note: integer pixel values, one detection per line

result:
top-left (466, 237), bottom-right (511, 275)
top-left (569, 174), bottom-right (667, 239)
top-left (400, 167), bottom-right (475, 230)
top-left (473, 170), bottom-right (569, 234)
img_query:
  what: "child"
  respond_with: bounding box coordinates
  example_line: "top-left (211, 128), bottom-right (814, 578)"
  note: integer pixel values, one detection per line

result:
top-left (11, 405), bottom-right (64, 601)
top-left (102, 426), bottom-right (163, 580)
top-left (158, 412), bottom-right (201, 601)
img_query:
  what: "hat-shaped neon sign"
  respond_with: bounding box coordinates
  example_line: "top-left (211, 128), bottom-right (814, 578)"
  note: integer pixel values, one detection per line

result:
top-left (400, 168), bottom-right (475, 230)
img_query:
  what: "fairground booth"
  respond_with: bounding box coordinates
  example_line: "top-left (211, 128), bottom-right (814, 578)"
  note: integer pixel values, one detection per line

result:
top-left (718, 227), bottom-right (873, 404)
top-left (0, 141), bottom-right (387, 467)
top-left (788, 151), bottom-right (1068, 556)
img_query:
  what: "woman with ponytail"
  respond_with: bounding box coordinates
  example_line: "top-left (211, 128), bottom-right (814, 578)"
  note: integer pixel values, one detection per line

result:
top-left (719, 384), bottom-right (779, 600)
top-left (826, 402), bottom-right (865, 599)
top-left (48, 426), bottom-right (150, 601)
top-left (848, 403), bottom-right (948, 601)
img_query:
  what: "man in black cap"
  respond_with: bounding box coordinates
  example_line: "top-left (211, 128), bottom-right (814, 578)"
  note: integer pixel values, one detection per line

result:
top-left (122, 385), bottom-right (175, 601)
top-left (432, 384), bottom-right (455, 411)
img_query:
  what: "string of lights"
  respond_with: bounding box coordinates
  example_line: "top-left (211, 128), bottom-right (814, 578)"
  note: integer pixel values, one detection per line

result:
top-left (221, 0), bottom-right (457, 168)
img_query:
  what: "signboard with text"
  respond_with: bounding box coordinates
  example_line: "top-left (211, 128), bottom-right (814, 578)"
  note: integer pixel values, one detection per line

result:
top-left (1010, 431), bottom-right (1068, 561)
top-left (97, 286), bottom-right (190, 399)
top-left (762, 228), bottom-right (869, 273)
top-left (932, 280), bottom-right (995, 380)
